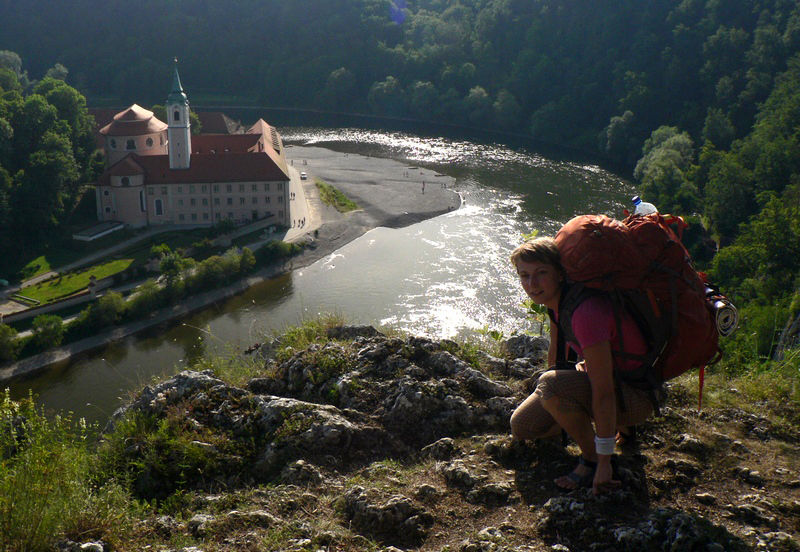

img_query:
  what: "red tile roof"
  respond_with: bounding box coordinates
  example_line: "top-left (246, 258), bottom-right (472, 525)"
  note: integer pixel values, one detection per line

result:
top-left (99, 104), bottom-right (167, 137)
top-left (191, 134), bottom-right (261, 154)
top-left (106, 155), bottom-right (145, 177)
top-left (196, 111), bottom-right (245, 134)
top-left (247, 119), bottom-right (287, 173)
top-left (99, 152), bottom-right (289, 185)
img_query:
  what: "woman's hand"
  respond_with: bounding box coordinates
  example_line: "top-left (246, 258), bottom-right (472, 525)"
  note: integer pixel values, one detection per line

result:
top-left (593, 457), bottom-right (621, 495)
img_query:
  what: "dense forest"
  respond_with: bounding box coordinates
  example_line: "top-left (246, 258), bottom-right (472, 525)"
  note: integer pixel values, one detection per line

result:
top-left (1, 0), bottom-right (800, 366)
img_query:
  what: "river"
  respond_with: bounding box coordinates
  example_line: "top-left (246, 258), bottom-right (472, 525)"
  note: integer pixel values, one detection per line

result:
top-left (8, 127), bottom-right (635, 424)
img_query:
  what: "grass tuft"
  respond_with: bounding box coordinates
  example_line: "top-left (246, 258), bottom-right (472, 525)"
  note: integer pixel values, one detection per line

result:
top-left (315, 179), bottom-right (359, 213)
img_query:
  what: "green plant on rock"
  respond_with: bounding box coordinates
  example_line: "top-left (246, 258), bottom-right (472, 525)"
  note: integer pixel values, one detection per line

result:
top-left (98, 406), bottom-right (234, 502)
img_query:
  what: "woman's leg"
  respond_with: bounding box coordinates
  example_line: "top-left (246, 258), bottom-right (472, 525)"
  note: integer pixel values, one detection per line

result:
top-left (510, 386), bottom-right (561, 441)
top-left (535, 370), bottom-right (598, 488)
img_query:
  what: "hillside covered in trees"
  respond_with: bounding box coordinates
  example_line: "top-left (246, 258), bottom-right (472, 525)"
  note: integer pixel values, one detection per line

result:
top-left (1, 0), bottom-right (800, 367)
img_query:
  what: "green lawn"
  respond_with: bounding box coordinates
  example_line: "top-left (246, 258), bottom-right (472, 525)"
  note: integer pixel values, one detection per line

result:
top-left (21, 258), bottom-right (135, 304)
top-left (17, 229), bottom-right (137, 281)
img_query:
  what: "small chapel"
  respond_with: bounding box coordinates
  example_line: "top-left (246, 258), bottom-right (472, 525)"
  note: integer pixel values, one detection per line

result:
top-left (94, 63), bottom-right (290, 228)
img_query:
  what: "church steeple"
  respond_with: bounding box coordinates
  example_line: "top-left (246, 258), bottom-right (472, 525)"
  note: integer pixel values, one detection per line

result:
top-left (166, 58), bottom-right (191, 169)
top-left (168, 59), bottom-right (188, 105)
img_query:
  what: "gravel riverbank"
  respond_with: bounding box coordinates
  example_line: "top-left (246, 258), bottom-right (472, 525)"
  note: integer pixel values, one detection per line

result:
top-left (0, 145), bottom-right (461, 383)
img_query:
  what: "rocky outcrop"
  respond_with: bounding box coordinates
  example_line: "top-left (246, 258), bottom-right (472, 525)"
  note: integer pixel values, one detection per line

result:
top-left (91, 326), bottom-right (799, 551)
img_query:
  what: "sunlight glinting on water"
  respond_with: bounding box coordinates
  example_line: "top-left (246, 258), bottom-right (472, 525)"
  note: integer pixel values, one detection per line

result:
top-left (10, 127), bottom-right (635, 424)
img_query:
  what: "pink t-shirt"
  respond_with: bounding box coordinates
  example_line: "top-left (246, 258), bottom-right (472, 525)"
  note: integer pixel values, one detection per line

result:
top-left (566, 295), bottom-right (648, 372)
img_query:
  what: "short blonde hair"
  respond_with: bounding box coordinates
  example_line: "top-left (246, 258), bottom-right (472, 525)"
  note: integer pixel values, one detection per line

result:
top-left (510, 237), bottom-right (563, 272)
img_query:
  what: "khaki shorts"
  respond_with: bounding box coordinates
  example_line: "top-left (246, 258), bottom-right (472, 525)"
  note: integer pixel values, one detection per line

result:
top-left (510, 369), bottom-right (654, 441)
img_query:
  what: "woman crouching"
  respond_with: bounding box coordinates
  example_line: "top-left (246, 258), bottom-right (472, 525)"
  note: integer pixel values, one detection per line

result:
top-left (509, 237), bottom-right (655, 495)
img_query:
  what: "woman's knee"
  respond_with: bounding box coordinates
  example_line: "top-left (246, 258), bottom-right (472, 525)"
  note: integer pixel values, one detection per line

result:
top-left (510, 395), bottom-right (553, 440)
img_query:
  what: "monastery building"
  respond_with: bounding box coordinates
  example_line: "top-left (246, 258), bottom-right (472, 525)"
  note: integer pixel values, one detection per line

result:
top-left (94, 64), bottom-right (290, 228)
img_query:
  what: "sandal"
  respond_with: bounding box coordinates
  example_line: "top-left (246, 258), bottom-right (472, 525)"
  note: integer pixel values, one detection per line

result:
top-left (615, 425), bottom-right (637, 447)
top-left (555, 456), bottom-right (597, 490)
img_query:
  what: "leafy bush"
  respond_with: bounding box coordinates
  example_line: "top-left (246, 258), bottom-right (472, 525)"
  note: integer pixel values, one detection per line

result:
top-left (0, 391), bottom-right (132, 551)
top-left (31, 313), bottom-right (64, 348)
top-left (98, 407), bottom-right (240, 501)
top-left (0, 323), bottom-right (19, 362)
top-left (255, 240), bottom-right (302, 266)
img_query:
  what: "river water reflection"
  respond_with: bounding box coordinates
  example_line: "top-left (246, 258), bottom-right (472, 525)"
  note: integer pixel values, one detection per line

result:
top-left (9, 128), bottom-right (635, 424)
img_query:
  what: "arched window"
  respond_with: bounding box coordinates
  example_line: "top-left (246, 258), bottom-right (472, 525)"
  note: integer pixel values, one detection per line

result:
top-left (126, 139), bottom-right (135, 150)
top-left (174, 110), bottom-right (180, 122)
top-left (146, 137), bottom-right (154, 147)
top-left (121, 177), bottom-right (130, 186)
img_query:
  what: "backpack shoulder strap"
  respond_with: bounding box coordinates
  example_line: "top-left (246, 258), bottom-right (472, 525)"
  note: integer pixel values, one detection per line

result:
top-left (555, 282), bottom-right (601, 347)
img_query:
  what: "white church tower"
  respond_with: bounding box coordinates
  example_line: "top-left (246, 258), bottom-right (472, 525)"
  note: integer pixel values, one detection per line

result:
top-left (167, 59), bottom-right (191, 169)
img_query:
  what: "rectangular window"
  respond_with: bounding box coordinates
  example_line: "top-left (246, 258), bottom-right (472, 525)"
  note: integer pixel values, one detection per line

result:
top-left (177, 186), bottom-right (183, 193)
top-left (252, 210), bottom-right (258, 220)
top-left (252, 184), bottom-right (258, 192)
top-left (227, 197), bottom-right (233, 205)
top-left (226, 184), bottom-right (232, 192)
top-left (214, 197), bottom-right (220, 205)
top-left (191, 213), bottom-right (197, 221)
top-left (155, 199), bottom-right (163, 216)
top-left (140, 190), bottom-right (146, 212)
top-left (202, 198), bottom-right (208, 206)
top-left (278, 210), bottom-right (283, 218)
top-left (279, 196), bottom-right (283, 202)
top-left (203, 212), bottom-right (209, 220)
top-left (201, 184), bottom-right (207, 192)
top-left (265, 196), bottom-right (270, 204)
top-left (179, 214), bottom-right (185, 221)
top-left (264, 183), bottom-right (270, 191)
top-left (213, 184), bottom-right (219, 193)
top-left (190, 185), bottom-right (196, 193)
top-left (178, 199), bottom-right (184, 206)
top-left (190, 198), bottom-right (196, 206)
top-left (215, 213), bottom-right (221, 220)
top-left (277, 182), bottom-right (283, 190)
top-left (239, 197), bottom-right (245, 205)
top-left (239, 184), bottom-right (245, 192)
top-left (252, 196), bottom-right (257, 204)
top-left (160, 186), bottom-right (167, 195)
top-left (147, 187), bottom-right (154, 195)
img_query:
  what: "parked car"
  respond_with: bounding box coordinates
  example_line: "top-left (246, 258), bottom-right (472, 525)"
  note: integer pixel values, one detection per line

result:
top-left (300, 172), bottom-right (308, 180)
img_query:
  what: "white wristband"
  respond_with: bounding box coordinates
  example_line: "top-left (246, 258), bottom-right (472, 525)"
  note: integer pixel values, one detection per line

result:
top-left (594, 435), bottom-right (616, 456)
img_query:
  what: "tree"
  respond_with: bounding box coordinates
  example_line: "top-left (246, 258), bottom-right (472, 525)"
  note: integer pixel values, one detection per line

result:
top-left (602, 110), bottom-right (638, 166)
top-left (463, 86), bottom-right (492, 127)
top-left (634, 126), bottom-right (697, 214)
top-left (239, 247), bottom-right (256, 273)
top-left (87, 291), bottom-right (126, 328)
top-left (31, 314), bottom-right (64, 348)
top-left (367, 76), bottom-right (405, 117)
top-left (702, 108), bottom-right (735, 150)
top-left (704, 152), bottom-right (754, 243)
top-left (44, 63), bottom-right (68, 81)
top-left (407, 80), bottom-right (438, 119)
top-left (318, 67), bottom-right (356, 109)
top-left (492, 89), bottom-right (521, 131)
top-left (0, 323), bottom-right (18, 362)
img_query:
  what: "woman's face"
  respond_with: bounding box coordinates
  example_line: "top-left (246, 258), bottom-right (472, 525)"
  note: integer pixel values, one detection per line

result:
top-left (515, 259), bottom-right (562, 309)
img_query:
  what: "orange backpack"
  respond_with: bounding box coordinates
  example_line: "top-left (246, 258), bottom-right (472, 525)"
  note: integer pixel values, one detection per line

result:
top-left (553, 213), bottom-right (722, 404)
